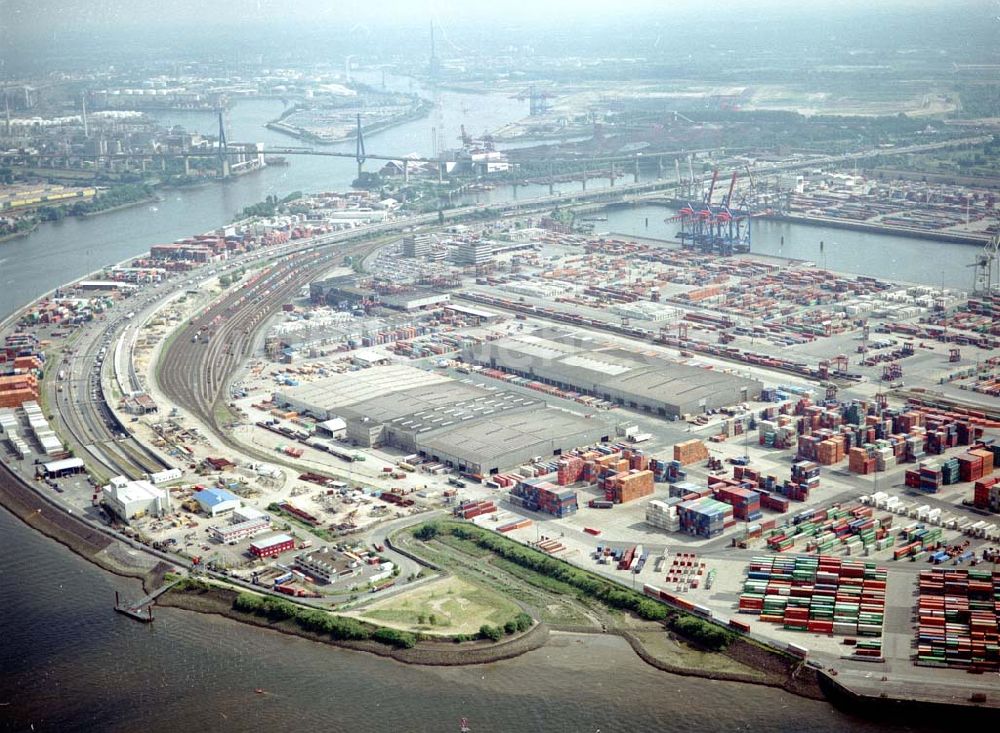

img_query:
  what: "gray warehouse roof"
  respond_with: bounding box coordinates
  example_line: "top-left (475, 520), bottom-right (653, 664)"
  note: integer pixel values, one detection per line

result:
top-left (275, 365), bottom-right (451, 416)
top-left (418, 408), bottom-right (608, 464)
top-left (273, 359), bottom-right (609, 472)
top-left (604, 365), bottom-right (758, 407)
top-left (465, 328), bottom-right (762, 414)
top-left (339, 382), bottom-right (538, 431)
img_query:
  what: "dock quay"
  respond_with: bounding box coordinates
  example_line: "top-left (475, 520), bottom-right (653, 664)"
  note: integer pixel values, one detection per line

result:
top-left (114, 579), bottom-right (181, 622)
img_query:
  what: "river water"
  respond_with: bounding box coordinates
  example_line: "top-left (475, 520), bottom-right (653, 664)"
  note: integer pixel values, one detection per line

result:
top-left (0, 73), bottom-right (972, 732)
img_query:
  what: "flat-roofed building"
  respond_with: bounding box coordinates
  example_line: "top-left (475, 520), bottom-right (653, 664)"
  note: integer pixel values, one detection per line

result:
top-left (249, 533), bottom-right (295, 558)
top-left (103, 476), bottom-right (171, 522)
top-left (464, 327), bottom-right (763, 418)
top-left (273, 364), bottom-right (612, 475)
top-left (209, 517), bottom-right (270, 543)
top-left (194, 487), bottom-right (241, 517)
top-left (402, 233), bottom-right (432, 257)
top-left (41, 456), bottom-right (86, 478)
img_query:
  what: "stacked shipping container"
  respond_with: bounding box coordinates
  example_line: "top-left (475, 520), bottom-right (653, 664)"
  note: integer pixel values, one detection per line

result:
top-left (739, 555), bottom-right (887, 638)
top-left (678, 497), bottom-right (733, 538)
top-left (454, 499), bottom-right (496, 520)
top-left (604, 469), bottom-right (655, 504)
top-left (765, 504), bottom-right (894, 555)
top-left (673, 439), bottom-right (709, 465)
top-left (973, 476), bottom-right (1000, 512)
top-left (509, 480), bottom-right (578, 517)
top-left (916, 568), bottom-right (1000, 671)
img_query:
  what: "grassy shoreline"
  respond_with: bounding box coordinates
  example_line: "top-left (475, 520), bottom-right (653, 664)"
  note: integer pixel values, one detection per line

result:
top-left (159, 581), bottom-right (551, 666)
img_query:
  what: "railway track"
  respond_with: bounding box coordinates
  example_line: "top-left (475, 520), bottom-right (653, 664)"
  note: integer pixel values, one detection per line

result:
top-left (55, 307), bottom-right (168, 480)
top-left (158, 236), bottom-right (385, 435)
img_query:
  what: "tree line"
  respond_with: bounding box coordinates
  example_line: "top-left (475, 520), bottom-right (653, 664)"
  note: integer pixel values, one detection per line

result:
top-left (233, 591), bottom-right (417, 649)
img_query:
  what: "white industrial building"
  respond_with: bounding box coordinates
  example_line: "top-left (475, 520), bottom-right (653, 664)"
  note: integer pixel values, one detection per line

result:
top-left (458, 240), bottom-right (494, 265)
top-left (233, 506), bottom-right (268, 523)
top-left (316, 417), bottom-right (347, 439)
top-left (294, 547), bottom-right (394, 585)
top-left (41, 457), bottom-right (86, 478)
top-left (147, 468), bottom-right (182, 485)
top-left (402, 233), bottom-right (432, 257)
top-left (209, 517), bottom-right (270, 543)
top-left (208, 505), bottom-right (270, 543)
top-left (103, 476), bottom-right (171, 522)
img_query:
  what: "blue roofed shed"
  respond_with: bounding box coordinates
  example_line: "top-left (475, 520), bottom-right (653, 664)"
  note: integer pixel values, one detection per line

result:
top-left (195, 487), bottom-right (242, 517)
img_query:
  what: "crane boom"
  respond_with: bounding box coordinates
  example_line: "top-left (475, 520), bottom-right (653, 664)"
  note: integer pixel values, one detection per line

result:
top-left (724, 170), bottom-right (737, 207)
top-left (705, 169), bottom-right (719, 205)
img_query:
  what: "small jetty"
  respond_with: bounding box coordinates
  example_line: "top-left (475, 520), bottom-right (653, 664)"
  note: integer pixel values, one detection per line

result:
top-left (114, 579), bottom-right (181, 622)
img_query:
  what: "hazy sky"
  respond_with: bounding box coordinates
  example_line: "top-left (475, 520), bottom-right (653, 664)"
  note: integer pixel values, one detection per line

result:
top-left (1, 0), bottom-right (996, 73)
top-left (3, 0), bottom-right (994, 32)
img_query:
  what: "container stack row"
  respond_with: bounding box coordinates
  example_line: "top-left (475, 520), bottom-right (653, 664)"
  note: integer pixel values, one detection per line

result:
top-left (454, 499), bottom-right (497, 520)
top-left (509, 479), bottom-right (578, 517)
top-left (673, 439), bottom-right (709, 465)
top-left (739, 555), bottom-right (887, 637)
top-left (678, 497), bottom-right (734, 539)
top-left (893, 523), bottom-right (942, 560)
top-left (497, 518), bottom-right (532, 533)
top-left (603, 469), bottom-right (655, 504)
top-left (973, 477), bottom-right (1000, 512)
top-left (765, 504), bottom-right (894, 555)
top-left (916, 568), bottom-right (1000, 671)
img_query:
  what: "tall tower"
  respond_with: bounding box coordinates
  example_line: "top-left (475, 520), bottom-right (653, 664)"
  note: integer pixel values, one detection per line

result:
top-left (429, 21), bottom-right (441, 80)
top-left (81, 93), bottom-right (89, 138)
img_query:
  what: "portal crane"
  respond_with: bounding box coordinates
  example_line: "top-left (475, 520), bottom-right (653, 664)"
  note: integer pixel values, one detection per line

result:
top-left (511, 85), bottom-right (554, 116)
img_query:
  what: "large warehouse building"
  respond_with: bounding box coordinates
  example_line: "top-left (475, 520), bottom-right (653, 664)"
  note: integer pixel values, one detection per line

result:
top-left (274, 364), bottom-right (612, 476)
top-left (463, 328), bottom-right (763, 418)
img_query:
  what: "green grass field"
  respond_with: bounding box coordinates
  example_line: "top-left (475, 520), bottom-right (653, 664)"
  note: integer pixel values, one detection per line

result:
top-left (358, 576), bottom-right (520, 635)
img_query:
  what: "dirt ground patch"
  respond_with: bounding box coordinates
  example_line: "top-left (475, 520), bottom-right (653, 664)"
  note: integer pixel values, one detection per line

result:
top-left (354, 575), bottom-right (521, 635)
